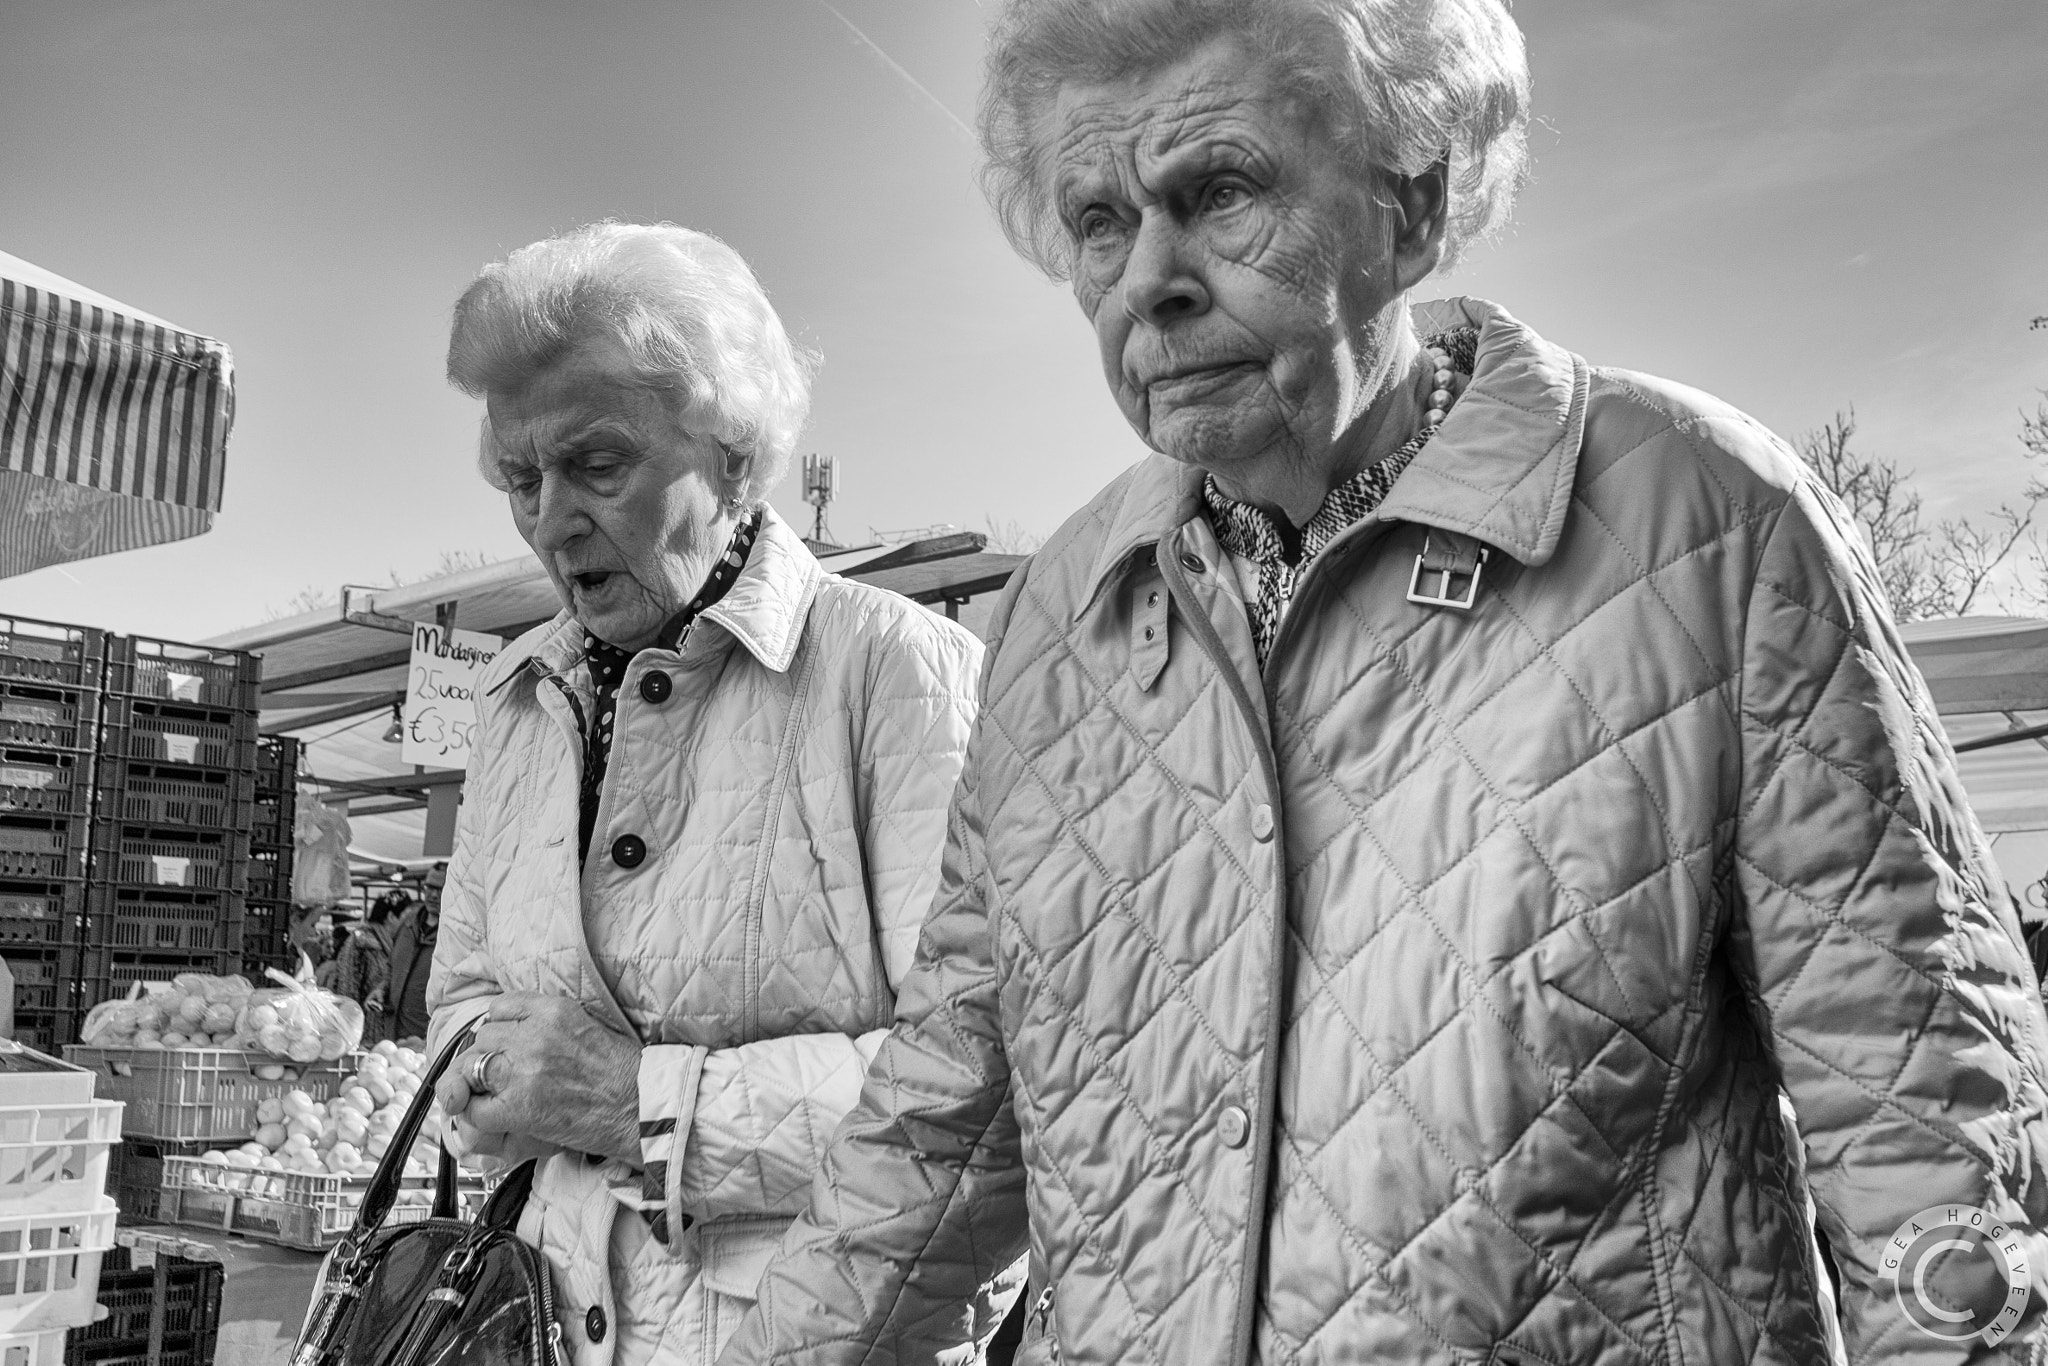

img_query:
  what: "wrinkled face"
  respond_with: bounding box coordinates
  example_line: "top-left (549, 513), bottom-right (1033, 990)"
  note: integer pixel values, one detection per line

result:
top-left (1050, 35), bottom-right (1402, 476)
top-left (487, 336), bottom-right (738, 649)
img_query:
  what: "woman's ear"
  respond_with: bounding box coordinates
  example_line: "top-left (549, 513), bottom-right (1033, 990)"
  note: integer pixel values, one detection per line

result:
top-left (1388, 157), bottom-right (1449, 293)
top-left (719, 442), bottom-right (753, 505)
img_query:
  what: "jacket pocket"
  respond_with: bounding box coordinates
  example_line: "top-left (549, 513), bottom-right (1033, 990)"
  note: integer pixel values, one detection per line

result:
top-left (696, 1216), bottom-right (791, 1301)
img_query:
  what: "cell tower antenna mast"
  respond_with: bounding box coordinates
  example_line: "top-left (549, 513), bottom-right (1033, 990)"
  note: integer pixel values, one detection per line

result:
top-left (802, 453), bottom-right (840, 546)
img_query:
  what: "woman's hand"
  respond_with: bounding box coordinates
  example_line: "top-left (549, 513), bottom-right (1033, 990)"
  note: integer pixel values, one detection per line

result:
top-left (436, 993), bottom-right (643, 1166)
top-left (443, 1114), bottom-right (560, 1171)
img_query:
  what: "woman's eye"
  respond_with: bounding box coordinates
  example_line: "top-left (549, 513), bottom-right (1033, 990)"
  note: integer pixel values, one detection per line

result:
top-left (1078, 210), bottom-right (1120, 243)
top-left (1206, 182), bottom-right (1250, 213)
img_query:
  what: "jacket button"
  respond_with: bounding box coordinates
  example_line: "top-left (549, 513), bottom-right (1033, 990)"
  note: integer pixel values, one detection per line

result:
top-left (1179, 551), bottom-right (1205, 574)
top-left (586, 1306), bottom-right (607, 1342)
top-left (1250, 804), bottom-right (1275, 842)
top-left (1218, 1104), bottom-right (1251, 1149)
top-left (638, 670), bottom-right (672, 704)
top-left (610, 834), bottom-right (647, 869)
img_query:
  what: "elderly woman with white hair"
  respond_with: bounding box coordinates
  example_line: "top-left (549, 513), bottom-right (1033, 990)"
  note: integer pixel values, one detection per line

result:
top-left (726, 1), bottom-right (2048, 1363)
top-left (423, 221), bottom-right (993, 1366)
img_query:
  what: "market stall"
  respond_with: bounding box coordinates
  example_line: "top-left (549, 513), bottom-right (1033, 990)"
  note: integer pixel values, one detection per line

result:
top-left (1901, 614), bottom-right (2048, 906)
top-left (0, 251), bottom-right (235, 580)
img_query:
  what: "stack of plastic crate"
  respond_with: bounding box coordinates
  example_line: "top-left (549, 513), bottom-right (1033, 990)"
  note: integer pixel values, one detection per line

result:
top-left (241, 737), bottom-right (299, 977)
top-left (79, 638), bottom-right (261, 1018)
top-left (0, 1041), bottom-right (126, 1365)
top-left (0, 619), bottom-right (106, 1054)
top-left (66, 1046), bottom-right (351, 1225)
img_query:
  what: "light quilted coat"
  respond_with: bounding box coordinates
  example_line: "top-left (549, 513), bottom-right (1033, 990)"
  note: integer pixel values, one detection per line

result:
top-left (729, 299), bottom-right (2048, 1366)
top-left (427, 508), bottom-right (999, 1366)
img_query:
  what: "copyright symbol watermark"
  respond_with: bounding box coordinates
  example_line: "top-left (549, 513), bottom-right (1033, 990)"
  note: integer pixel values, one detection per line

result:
top-left (1881, 1205), bottom-right (2031, 1346)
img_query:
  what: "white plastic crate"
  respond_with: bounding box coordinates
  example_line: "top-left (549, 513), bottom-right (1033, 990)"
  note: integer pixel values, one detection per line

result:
top-left (0, 1328), bottom-right (66, 1366)
top-left (0, 1195), bottom-right (118, 1333)
top-left (160, 1159), bottom-right (484, 1251)
top-left (60, 1048), bottom-right (351, 1142)
top-left (0, 1101), bottom-right (123, 1214)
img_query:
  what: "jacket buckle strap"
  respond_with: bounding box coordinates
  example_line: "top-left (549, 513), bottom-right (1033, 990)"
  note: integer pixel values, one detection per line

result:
top-left (1406, 532), bottom-right (1489, 611)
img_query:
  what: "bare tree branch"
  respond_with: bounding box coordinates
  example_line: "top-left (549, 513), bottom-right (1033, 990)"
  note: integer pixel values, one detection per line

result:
top-left (1797, 407), bottom-right (2046, 620)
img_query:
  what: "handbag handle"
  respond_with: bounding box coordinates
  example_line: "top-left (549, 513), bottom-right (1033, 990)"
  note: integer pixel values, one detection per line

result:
top-left (349, 1020), bottom-right (480, 1241)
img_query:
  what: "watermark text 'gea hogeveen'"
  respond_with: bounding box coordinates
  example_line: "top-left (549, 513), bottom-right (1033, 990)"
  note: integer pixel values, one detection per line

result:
top-left (1881, 1205), bottom-right (2033, 1346)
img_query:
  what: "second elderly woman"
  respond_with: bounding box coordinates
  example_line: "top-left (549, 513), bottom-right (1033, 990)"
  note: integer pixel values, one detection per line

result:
top-left (422, 222), bottom-right (1012, 1365)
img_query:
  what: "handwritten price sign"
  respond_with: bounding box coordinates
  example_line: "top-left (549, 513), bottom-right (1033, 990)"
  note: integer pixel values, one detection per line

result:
top-left (400, 624), bottom-right (504, 770)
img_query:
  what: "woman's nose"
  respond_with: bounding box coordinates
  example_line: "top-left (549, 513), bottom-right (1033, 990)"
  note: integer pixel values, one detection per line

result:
top-left (530, 473), bottom-right (590, 550)
top-left (1121, 213), bottom-right (1210, 327)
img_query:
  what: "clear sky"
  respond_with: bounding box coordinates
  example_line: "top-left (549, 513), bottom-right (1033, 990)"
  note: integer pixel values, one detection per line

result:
top-left (3, 0), bottom-right (2046, 642)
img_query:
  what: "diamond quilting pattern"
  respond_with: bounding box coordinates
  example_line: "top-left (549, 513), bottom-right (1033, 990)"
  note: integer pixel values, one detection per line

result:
top-left (428, 510), bottom-right (990, 1333)
top-left (734, 308), bottom-right (2048, 1366)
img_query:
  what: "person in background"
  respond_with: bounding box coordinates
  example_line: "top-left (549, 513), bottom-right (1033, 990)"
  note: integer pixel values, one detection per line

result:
top-left (725, 0), bottom-right (2048, 1362)
top-left (386, 867), bottom-right (442, 1045)
top-left (287, 906), bottom-right (334, 977)
top-left (423, 221), bottom-right (1003, 1366)
top-left (338, 891), bottom-right (408, 1044)
top-left (312, 926), bottom-right (347, 992)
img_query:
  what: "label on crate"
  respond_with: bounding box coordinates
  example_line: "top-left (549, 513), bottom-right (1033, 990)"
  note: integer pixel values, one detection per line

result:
top-left (0, 765), bottom-right (53, 788)
top-left (161, 733), bottom-right (200, 763)
top-left (402, 624), bottom-right (504, 770)
top-left (151, 854), bottom-right (192, 885)
top-left (163, 670), bottom-right (205, 702)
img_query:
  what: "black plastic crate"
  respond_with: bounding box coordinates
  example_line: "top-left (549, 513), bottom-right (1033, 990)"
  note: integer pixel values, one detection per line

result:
top-left (0, 614), bottom-right (106, 689)
top-left (249, 788), bottom-right (294, 850)
top-left (66, 1252), bottom-right (224, 1361)
top-left (240, 898), bottom-right (292, 972)
top-left (95, 824), bottom-right (246, 893)
top-left (0, 747), bottom-right (92, 817)
top-left (0, 679), bottom-right (100, 751)
top-left (0, 812), bottom-right (90, 880)
top-left (87, 884), bottom-right (244, 955)
top-left (68, 1349), bottom-right (208, 1366)
top-left (101, 763), bottom-right (255, 833)
top-left (103, 634), bottom-right (260, 713)
top-left (100, 699), bottom-right (259, 775)
top-left (0, 878), bottom-right (86, 946)
top-left (7, 1004), bottom-right (73, 1052)
top-left (105, 1138), bottom-right (226, 1225)
top-left (76, 946), bottom-right (233, 1015)
top-left (255, 735), bottom-right (300, 795)
top-left (1, 945), bottom-right (75, 1012)
top-left (242, 847), bottom-right (285, 905)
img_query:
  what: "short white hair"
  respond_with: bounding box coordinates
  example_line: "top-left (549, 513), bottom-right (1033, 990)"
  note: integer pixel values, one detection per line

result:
top-left (447, 221), bottom-right (819, 505)
top-left (979, 0), bottom-right (1531, 278)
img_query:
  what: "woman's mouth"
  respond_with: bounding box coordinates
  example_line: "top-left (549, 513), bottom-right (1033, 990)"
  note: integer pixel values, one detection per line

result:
top-left (571, 570), bottom-right (615, 592)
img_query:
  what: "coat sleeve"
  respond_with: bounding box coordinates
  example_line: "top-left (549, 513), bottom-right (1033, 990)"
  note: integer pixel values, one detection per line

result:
top-left (1735, 478), bottom-right (2048, 1363)
top-left (718, 630), bottom-right (1032, 1364)
top-left (634, 611), bottom-right (989, 1235)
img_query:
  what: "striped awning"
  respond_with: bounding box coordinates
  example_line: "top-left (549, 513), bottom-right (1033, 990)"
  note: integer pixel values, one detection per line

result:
top-left (0, 250), bottom-right (235, 579)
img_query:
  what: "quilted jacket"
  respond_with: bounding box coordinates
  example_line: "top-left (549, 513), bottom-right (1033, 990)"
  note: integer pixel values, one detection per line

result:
top-left (728, 298), bottom-right (2048, 1366)
top-left (427, 508), bottom-right (992, 1366)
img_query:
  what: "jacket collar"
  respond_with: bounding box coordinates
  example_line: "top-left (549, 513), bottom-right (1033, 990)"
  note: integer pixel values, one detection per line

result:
top-left (1078, 296), bottom-right (1589, 618)
top-left (491, 504), bottom-right (823, 684)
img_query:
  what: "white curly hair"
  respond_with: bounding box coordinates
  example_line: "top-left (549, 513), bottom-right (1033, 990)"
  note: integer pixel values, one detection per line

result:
top-left (978, 0), bottom-right (1531, 278)
top-left (446, 221), bottom-right (819, 506)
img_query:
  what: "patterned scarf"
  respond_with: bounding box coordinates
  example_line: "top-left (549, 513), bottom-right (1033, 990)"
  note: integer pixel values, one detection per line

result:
top-left (577, 510), bottom-right (760, 865)
top-left (1203, 329), bottom-right (1477, 667)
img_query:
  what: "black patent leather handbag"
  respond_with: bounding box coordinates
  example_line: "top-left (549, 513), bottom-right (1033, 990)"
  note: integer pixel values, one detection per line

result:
top-left (290, 1026), bottom-right (562, 1366)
